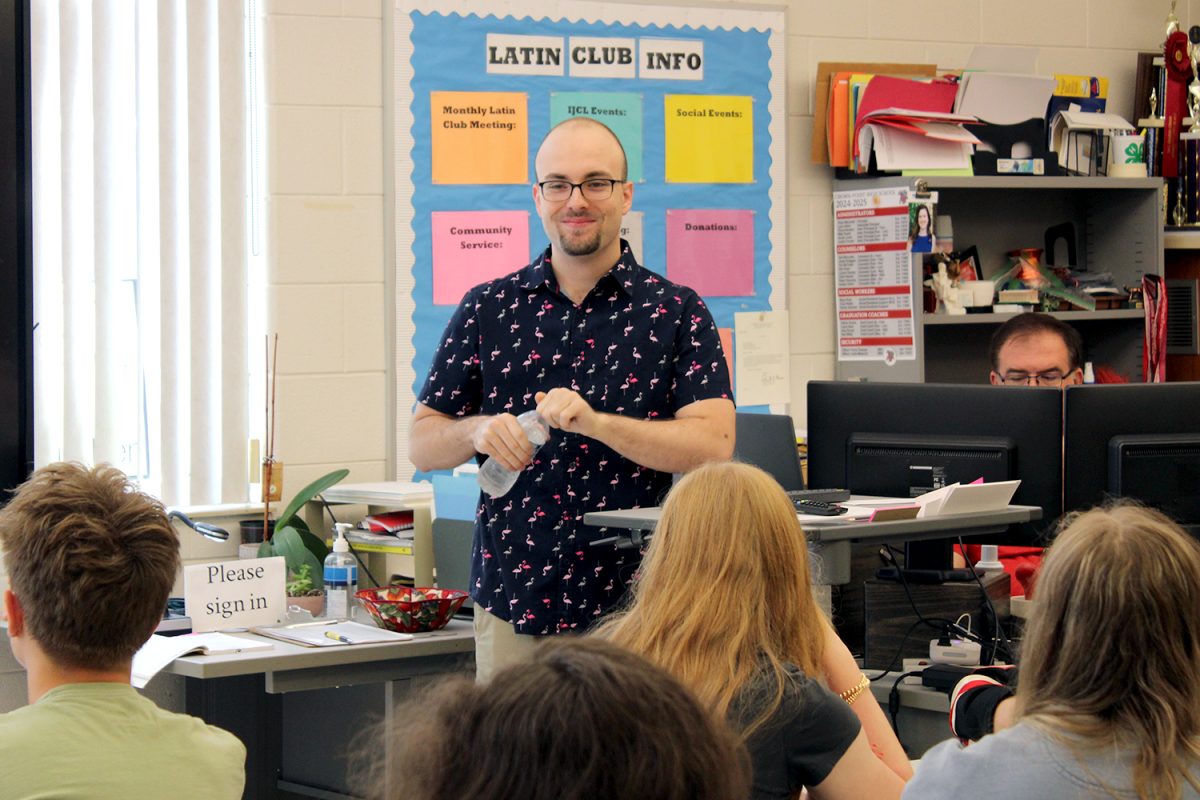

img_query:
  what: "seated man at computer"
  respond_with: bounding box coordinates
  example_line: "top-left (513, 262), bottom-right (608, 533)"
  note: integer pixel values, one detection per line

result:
top-left (969, 314), bottom-right (1084, 592)
top-left (0, 462), bottom-right (246, 798)
top-left (988, 313), bottom-right (1084, 388)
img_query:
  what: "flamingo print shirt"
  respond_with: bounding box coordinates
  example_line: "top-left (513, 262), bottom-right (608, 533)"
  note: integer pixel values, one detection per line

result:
top-left (418, 243), bottom-right (732, 635)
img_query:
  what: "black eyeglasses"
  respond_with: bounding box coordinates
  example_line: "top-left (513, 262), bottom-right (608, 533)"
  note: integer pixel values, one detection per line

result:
top-left (998, 370), bottom-right (1068, 386)
top-left (537, 178), bottom-right (624, 202)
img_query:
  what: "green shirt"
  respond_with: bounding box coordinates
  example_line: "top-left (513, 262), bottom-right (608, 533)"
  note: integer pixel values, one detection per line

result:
top-left (0, 682), bottom-right (245, 800)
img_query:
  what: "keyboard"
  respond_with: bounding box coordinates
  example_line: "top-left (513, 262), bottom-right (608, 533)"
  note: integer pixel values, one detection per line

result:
top-left (793, 498), bottom-right (848, 516)
top-left (785, 488), bottom-right (851, 504)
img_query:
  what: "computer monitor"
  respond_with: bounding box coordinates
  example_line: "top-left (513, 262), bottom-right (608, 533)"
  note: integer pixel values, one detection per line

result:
top-left (807, 381), bottom-right (1064, 566)
top-left (733, 412), bottom-right (805, 492)
top-left (1064, 383), bottom-right (1200, 531)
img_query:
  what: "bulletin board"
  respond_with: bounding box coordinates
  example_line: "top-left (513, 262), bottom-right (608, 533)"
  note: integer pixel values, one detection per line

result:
top-left (392, 0), bottom-right (787, 477)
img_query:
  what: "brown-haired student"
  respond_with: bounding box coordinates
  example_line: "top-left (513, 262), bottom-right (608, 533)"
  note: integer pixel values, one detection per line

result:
top-left (0, 462), bottom-right (245, 799)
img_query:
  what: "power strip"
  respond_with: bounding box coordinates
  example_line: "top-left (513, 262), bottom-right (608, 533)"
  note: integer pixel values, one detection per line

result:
top-left (930, 637), bottom-right (981, 665)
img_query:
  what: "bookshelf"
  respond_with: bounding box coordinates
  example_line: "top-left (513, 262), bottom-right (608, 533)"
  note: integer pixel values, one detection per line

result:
top-left (833, 176), bottom-right (1162, 384)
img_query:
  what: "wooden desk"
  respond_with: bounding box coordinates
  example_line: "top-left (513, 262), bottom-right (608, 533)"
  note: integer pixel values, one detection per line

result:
top-left (159, 621), bottom-right (474, 800)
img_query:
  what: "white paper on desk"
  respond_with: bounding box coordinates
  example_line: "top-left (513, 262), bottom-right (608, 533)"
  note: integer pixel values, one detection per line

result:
top-left (734, 310), bottom-right (790, 406)
top-left (132, 633), bottom-right (272, 688)
top-left (935, 480), bottom-right (1020, 516)
top-left (914, 480), bottom-right (1020, 517)
top-left (249, 620), bottom-right (412, 647)
top-left (913, 482), bottom-right (959, 517)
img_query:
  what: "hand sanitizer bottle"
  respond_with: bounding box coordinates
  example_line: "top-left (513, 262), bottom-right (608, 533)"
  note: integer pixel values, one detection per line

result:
top-left (323, 523), bottom-right (358, 620)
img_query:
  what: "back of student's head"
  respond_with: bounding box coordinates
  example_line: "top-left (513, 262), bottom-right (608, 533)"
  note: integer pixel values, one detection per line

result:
top-left (0, 462), bottom-right (178, 669)
top-left (368, 637), bottom-right (750, 800)
top-left (1019, 502), bottom-right (1200, 796)
top-left (600, 460), bottom-right (825, 725)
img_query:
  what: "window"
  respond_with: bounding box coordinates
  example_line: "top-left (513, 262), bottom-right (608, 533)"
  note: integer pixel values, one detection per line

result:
top-left (31, 1), bottom-right (255, 506)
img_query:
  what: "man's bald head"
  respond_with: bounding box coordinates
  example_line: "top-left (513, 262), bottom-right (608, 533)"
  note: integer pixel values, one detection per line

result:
top-left (535, 117), bottom-right (629, 181)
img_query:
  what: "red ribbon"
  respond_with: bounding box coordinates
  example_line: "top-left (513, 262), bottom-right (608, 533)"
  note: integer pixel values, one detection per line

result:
top-left (1162, 31), bottom-right (1190, 178)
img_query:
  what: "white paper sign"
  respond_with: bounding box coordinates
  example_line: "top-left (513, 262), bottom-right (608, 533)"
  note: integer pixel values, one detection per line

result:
top-left (833, 187), bottom-right (917, 364)
top-left (568, 37), bottom-right (637, 79)
top-left (485, 34), bottom-right (565, 76)
top-left (734, 310), bottom-right (790, 406)
top-left (184, 557), bottom-right (286, 633)
top-left (639, 38), bottom-right (704, 81)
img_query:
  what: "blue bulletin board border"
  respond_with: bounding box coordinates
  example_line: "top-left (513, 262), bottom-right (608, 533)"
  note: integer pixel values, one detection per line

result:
top-left (393, 1), bottom-right (786, 477)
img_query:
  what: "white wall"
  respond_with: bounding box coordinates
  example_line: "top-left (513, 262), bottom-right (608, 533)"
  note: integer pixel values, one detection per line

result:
top-left (261, 0), bottom-right (1172, 484)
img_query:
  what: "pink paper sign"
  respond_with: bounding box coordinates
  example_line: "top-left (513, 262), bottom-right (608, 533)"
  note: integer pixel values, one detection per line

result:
top-left (665, 209), bottom-right (754, 296)
top-left (432, 211), bottom-right (530, 305)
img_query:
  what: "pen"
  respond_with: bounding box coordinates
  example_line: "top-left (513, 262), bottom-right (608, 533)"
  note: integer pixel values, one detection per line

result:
top-left (325, 631), bottom-right (353, 644)
top-left (286, 619), bottom-right (337, 629)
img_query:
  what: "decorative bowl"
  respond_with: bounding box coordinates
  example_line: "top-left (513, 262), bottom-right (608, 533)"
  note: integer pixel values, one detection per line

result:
top-left (355, 586), bottom-right (468, 633)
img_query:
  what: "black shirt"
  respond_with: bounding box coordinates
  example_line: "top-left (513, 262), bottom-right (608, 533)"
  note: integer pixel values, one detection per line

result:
top-left (731, 664), bottom-right (862, 799)
top-left (417, 243), bottom-right (732, 634)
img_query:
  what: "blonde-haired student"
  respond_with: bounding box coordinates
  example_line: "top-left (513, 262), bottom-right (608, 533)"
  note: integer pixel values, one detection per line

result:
top-left (599, 460), bottom-right (910, 800)
top-left (905, 502), bottom-right (1200, 799)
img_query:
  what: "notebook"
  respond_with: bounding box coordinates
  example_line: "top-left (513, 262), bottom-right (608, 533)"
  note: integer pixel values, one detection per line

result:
top-left (132, 632), bottom-right (272, 688)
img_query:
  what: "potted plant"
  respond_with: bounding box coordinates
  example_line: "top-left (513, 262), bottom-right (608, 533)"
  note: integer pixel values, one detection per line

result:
top-left (257, 469), bottom-right (349, 612)
top-left (284, 563), bottom-right (324, 616)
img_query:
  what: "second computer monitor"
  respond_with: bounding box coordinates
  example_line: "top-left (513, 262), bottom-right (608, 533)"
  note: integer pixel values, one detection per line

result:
top-left (807, 381), bottom-right (1063, 545)
top-left (1064, 383), bottom-right (1200, 529)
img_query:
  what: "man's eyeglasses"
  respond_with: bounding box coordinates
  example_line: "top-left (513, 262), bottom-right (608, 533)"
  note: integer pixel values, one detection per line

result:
top-left (537, 178), bottom-right (624, 202)
top-left (998, 370), bottom-right (1068, 386)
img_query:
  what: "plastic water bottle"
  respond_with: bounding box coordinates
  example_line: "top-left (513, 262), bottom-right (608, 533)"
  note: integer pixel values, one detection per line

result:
top-left (477, 410), bottom-right (550, 498)
top-left (323, 522), bottom-right (358, 619)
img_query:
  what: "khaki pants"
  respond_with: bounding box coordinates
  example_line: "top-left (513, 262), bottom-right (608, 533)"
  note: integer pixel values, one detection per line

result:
top-left (473, 608), bottom-right (541, 683)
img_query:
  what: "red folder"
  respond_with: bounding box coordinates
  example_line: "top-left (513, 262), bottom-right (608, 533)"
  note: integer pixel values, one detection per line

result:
top-left (852, 76), bottom-right (960, 163)
top-left (855, 75), bottom-right (959, 128)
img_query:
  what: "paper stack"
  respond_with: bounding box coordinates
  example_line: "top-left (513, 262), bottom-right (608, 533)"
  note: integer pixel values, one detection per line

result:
top-left (857, 108), bottom-right (981, 172)
top-left (914, 480), bottom-right (1021, 517)
top-left (850, 75), bottom-right (977, 173)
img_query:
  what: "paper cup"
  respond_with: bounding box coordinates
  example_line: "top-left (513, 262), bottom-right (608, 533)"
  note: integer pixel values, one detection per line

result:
top-left (1109, 133), bottom-right (1147, 178)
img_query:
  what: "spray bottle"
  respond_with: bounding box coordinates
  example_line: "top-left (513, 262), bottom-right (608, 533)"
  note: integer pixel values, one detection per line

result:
top-left (324, 522), bottom-right (358, 620)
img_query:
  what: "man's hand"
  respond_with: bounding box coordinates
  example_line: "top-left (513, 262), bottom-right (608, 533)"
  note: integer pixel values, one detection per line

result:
top-left (472, 413), bottom-right (536, 472)
top-left (535, 389), bottom-right (599, 437)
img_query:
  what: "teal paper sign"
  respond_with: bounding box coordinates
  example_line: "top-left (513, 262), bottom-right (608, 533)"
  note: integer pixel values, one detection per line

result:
top-left (549, 92), bottom-right (644, 182)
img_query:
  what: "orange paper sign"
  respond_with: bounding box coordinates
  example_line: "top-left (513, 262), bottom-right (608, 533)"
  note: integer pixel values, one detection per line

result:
top-left (431, 91), bottom-right (529, 184)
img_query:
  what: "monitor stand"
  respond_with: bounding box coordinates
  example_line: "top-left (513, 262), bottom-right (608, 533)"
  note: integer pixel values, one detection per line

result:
top-left (874, 539), bottom-right (976, 584)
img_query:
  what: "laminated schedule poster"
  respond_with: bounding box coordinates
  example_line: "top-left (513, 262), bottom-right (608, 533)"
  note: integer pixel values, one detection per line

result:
top-left (833, 187), bottom-right (916, 364)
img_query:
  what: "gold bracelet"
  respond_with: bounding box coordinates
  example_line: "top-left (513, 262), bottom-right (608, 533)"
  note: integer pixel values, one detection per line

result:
top-left (839, 674), bottom-right (870, 706)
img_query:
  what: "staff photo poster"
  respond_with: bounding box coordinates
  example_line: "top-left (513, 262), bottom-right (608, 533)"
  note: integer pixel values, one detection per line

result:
top-left (391, 0), bottom-right (786, 469)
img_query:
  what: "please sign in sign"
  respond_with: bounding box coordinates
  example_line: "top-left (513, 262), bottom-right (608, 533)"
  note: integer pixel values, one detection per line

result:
top-left (184, 557), bottom-right (286, 632)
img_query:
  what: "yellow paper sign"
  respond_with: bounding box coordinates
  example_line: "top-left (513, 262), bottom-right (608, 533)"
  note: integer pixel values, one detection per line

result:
top-left (431, 91), bottom-right (529, 184)
top-left (664, 95), bottom-right (753, 183)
